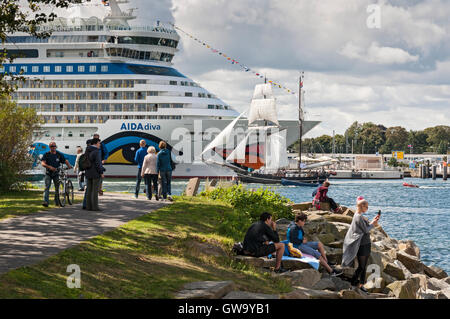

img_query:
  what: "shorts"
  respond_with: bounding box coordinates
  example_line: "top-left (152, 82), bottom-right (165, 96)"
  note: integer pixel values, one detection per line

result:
top-left (252, 244), bottom-right (277, 257)
top-left (298, 241), bottom-right (321, 259)
top-left (357, 243), bottom-right (371, 257)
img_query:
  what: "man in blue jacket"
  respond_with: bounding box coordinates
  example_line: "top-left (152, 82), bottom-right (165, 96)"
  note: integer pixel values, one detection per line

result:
top-left (156, 140), bottom-right (173, 201)
top-left (287, 212), bottom-right (342, 276)
top-left (134, 139), bottom-right (147, 198)
top-left (93, 133), bottom-right (108, 196)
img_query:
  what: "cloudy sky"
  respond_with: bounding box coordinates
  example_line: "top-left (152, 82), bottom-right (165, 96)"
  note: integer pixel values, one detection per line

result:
top-left (58, 0), bottom-right (450, 137)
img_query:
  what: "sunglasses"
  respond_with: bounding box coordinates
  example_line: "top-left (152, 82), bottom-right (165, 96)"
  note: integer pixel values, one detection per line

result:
top-left (50, 145), bottom-right (57, 148)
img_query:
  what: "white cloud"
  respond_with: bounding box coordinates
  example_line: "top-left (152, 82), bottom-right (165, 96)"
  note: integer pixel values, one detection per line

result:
top-left (340, 42), bottom-right (419, 64)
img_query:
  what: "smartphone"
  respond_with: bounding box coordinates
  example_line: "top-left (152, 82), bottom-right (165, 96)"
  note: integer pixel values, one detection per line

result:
top-left (377, 210), bottom-right (381, 216)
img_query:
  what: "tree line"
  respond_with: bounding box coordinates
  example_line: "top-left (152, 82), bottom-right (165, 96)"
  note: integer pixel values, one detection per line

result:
top-left (289, 122), bottom-right (450, 155)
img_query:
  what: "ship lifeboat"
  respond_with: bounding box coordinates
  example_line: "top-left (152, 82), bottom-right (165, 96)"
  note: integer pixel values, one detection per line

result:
top-left (403, 182), bottom-right (419, 188)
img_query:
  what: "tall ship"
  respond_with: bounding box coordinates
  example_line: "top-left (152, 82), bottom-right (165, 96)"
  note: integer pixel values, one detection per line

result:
top-left (2, 0), bottom-right (320, 178)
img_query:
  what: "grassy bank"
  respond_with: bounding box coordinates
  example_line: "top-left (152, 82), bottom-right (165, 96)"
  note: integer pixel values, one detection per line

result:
top-left (0, 196), bottom-right (291, 298)
top-left (0, 190), bottom-right (82, 220)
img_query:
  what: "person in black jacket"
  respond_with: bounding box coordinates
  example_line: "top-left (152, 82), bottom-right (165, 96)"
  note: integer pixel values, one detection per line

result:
top-left (84, 138), bottom-right (105, 211)
top-left (243, 212), bottom-right (288, 273)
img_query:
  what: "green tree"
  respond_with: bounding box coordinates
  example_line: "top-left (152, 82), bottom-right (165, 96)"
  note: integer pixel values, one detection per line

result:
top-left (0, 96), bottom-right (43, 192)
top-left (0, 0), bottom-right (75, 93)
top-left (380, 126), bottom-right (408, 154)
top-left (359, 122), bottom-right (385, 154)
top-left (424, 126), bottom-right (450, 153)
top-left (407, 130), bottom-right (428, 154)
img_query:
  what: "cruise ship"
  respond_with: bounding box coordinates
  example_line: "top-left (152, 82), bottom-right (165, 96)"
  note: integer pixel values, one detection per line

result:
top-left (3, 0), bottom-right (320, 178)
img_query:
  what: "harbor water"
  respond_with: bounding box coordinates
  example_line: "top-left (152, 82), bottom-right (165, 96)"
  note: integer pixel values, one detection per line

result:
top-left (32, 177), bottom-right (449, 274)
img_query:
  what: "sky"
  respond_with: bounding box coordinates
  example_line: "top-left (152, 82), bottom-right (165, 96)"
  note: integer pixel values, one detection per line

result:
top-left (52, 0), bottom-right (449, 138)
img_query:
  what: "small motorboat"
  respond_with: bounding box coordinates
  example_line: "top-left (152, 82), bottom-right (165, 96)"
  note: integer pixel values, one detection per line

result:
top-left (281, 179), bottom-right (320, 187)
top-left (403, 182), bottom-right (419, 188)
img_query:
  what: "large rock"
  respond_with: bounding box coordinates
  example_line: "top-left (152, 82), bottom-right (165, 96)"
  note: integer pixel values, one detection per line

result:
top-left (281, 287), bottom-right (341, 299)
top-left (185, 178), bottom-right (200, 196)
top-left (279, 269), bottom-right (321, 288)
top-left (437, 288), bottom-right (450, 299)
top-left (330, 222), bottom-right (350, 239)
top-left (317, 233), bottom-right (336, 245)
top-left (324, 247), bottom-right (343, 264)
top-left (343, 208), bottom-right (355, 217)
top-left (424, 265), bottom-right (448, 279)
top-left (443, 277), bottom-right (450, 285)
top-left (385, 279), bottom-right (419, 299)
top-left (396, 251), bottom-right (424, 274)
top-left (175, 281), bottom-right (235, 299)
top-left (383, 262), bottom-right (406, 280)
top-left (312, 278), bottom-right (336, 291)
top-left (282, 258), bottom-right (315, 270)
top-left (398, 240), bottom-right (420, 258)
top-left (234, 256), bottom-right (265, 268)
top-left (307, 214), bottom-right (326, 222)
top-left (339, 289), bottom-right (366, 299)
top-left (331, 276), bottom-right (352, 291)
top-left (290, 202), bottom-right (312, 210)
top-left (393, 260), bottom-right (413, 279)
top-left (411, 274), bottom-right (428, 291)
top-left (381, 272), bottom-right (397, 286)
top-left (324, 214), bottom-right (353, 224)
top-left (327, 241), bottom-right (343, 249)
top-left (223, 291), bottom-right (279, 299)
top-left (426, 278), bottom-right (450, 291)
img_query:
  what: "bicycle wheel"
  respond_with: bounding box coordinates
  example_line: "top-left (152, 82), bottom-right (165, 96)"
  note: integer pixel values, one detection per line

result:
top-left (66, 180), bottom-right (74, 205)
top-left (58, 182), bottom-right (66, 207)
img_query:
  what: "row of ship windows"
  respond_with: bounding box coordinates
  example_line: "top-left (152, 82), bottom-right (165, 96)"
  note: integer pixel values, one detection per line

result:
top-left (20, 103), bottom-right (227, 111)
top-left (105, 48), bottom-right (173, 62)
top-left (11, 79), bottom-right (199, 89)
top-left (38, 115), bottom-right (183, 125)
top-left (2, 65), bottom-right (109, 73)
top-left (13, 91), bottom-right (225, 102)
top-left (5, 35), bottom-right (178, 48)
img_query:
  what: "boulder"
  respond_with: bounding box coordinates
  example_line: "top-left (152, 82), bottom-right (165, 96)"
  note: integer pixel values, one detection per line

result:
top-left (234, 256), bottom-right (265, 268)
top-left (281, 287), bottom-right (341, 299)
top-left (381, 272), bottom-right (397, 286)
top-left (317, 233), bottom-right (336, 245)
top-left (373, 238), bottom-right (398, 252)
top-left (312, 278), bottom-right (336, 291)
top-left (396, 251), bottom-right (424, 274)
top-left (411, 274), bottom-right (428, 291)
top-left (187, 241), bottom-right (226, 257)
top-left (281, 258), bottom-right (315, 270)
top-left (339, 289), bottom-right (366, 299)
top-left (426, 278), bottom-right (450, 291)
top-left (385, 248), bottom-right (398, 260)
top-left (437, 288), bottom-right (450, 299)
top-left (327, 241), bottom-right (343, 249)
top-left (291, 202), bottom-right (312, 211)
top-left (384, 279), bottom-right (419, 299)
top-left (175, 281), bottom-right (235, 299)
top-left (330, 222), bottom-right (350, 239)
top-left (343, 208), bottom-right (355, 217)
top-left (185, 178), bottom-right (200, 197)
top-left (279, 269), bottom-right (321, 288)
top-left (398, 240), bottom-right (420, 258)
top-left (443, 277), bottom-right (450, 285)
top-left (383, 262), bottom-right (405, 280)
top-left (323, 214), bottom-right (353, 224)
top-left (222, 291), bottom-right (279, 299)
top-left (393, 260), bottom-right (413, 279)
top-left (324, 247), bottom-right (343, 264)
top-left (424, 265), bottom-right (448, 279)
top-left (330, 276), bottom-right (352, 291)
top-left (306, 214), bottom-right (326, 222)
top-left (275, 218), bottom-right (291, 225)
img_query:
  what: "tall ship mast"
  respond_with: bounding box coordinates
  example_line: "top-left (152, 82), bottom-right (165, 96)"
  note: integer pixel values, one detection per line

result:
top-left (2, 0), bottom-right (320, 178)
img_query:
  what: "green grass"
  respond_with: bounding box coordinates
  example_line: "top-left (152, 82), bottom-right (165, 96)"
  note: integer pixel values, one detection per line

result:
top-left (0, 196), bottom-right (292, 298)
top-left (0, 190), bottom-right (82, 220)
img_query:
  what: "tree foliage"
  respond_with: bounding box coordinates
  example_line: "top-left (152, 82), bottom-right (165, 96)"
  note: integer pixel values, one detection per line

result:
top-left (0, 96), bottom-right (43, 192)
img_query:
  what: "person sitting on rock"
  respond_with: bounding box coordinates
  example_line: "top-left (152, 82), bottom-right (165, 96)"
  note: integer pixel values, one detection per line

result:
top-left (312, 181), bottom-right (342, 213)
top-left (287, 212), bottom-right (343, 277)
top-left (243, 212), bottom-right (288, 274)
top-left (342, 196), bottom-right (380, 293)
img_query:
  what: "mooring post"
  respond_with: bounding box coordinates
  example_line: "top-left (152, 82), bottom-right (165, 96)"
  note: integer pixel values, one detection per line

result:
top-left (432, 165), bottom-right (437, 180)
top-left (443, 165), bottom-right (448, 181)
top-left (419, 164), bottom-right (423, 179)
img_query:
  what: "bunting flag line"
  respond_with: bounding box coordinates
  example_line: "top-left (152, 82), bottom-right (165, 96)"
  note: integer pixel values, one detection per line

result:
top-left (171, 23), bottom-right (298, 96)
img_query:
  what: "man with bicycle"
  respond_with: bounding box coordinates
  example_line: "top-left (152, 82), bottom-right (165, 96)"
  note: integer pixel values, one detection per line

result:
top-left (41, 142), bottom-right (72, 207)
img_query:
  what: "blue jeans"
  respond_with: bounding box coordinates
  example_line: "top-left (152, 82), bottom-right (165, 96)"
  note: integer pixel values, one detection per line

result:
top-left (298, 241), bottom-right (321, 259)
top-left (43, 173), bottom-right (60, 204)
top-left (144, 174), bottom-right (158, 199)
top-left (135, 167), bottom-right (143, 197)
top-left (160, 170), bottom-right (172, 199)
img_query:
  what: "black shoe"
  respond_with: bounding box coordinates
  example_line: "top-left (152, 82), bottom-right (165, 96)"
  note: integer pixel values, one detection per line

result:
top-left (82, 207), bottom-right (87, 210)
top-left (274, 267), bottom-right (289, 274)
top-left (42, 202), bottom-right (49, 207)
top-left (327, 261), bottom-right (337, 266)
top-left (359, 286), bottom-right (369, 294)
top-left (155, 195), bottom-right (159, 201)
top-left (331, 269), bottom-right (343, 277)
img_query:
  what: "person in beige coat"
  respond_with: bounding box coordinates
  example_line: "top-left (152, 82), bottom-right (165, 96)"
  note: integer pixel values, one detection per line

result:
top-left (141, 146), bottom-right (159, 200)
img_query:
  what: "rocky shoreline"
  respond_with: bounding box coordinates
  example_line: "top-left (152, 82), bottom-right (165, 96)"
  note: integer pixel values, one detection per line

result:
top-left (176, 201), bottom-right (449, 299)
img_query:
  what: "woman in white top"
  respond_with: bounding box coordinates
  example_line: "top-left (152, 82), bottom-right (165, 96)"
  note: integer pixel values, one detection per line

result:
top-left (73, 146), bottom-right (85, 191)
top-left (141, 146), bottom-right (159, 200)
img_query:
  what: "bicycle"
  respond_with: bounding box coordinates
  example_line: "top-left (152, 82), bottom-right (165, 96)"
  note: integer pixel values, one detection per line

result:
top-left (56, 165), bottom-right (74, 207)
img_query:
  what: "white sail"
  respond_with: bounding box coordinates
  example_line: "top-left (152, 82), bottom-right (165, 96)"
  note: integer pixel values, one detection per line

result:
top-left (201, 110), bottom-right (247, 156)
top-left (252, 83), bottom-right (274, 100)
top-left (265, 129), bottom-right (289, 170)
top-left (248, 98), bottom-right (279, 126)
top-left (226, 128), bottom-right (266, 163)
